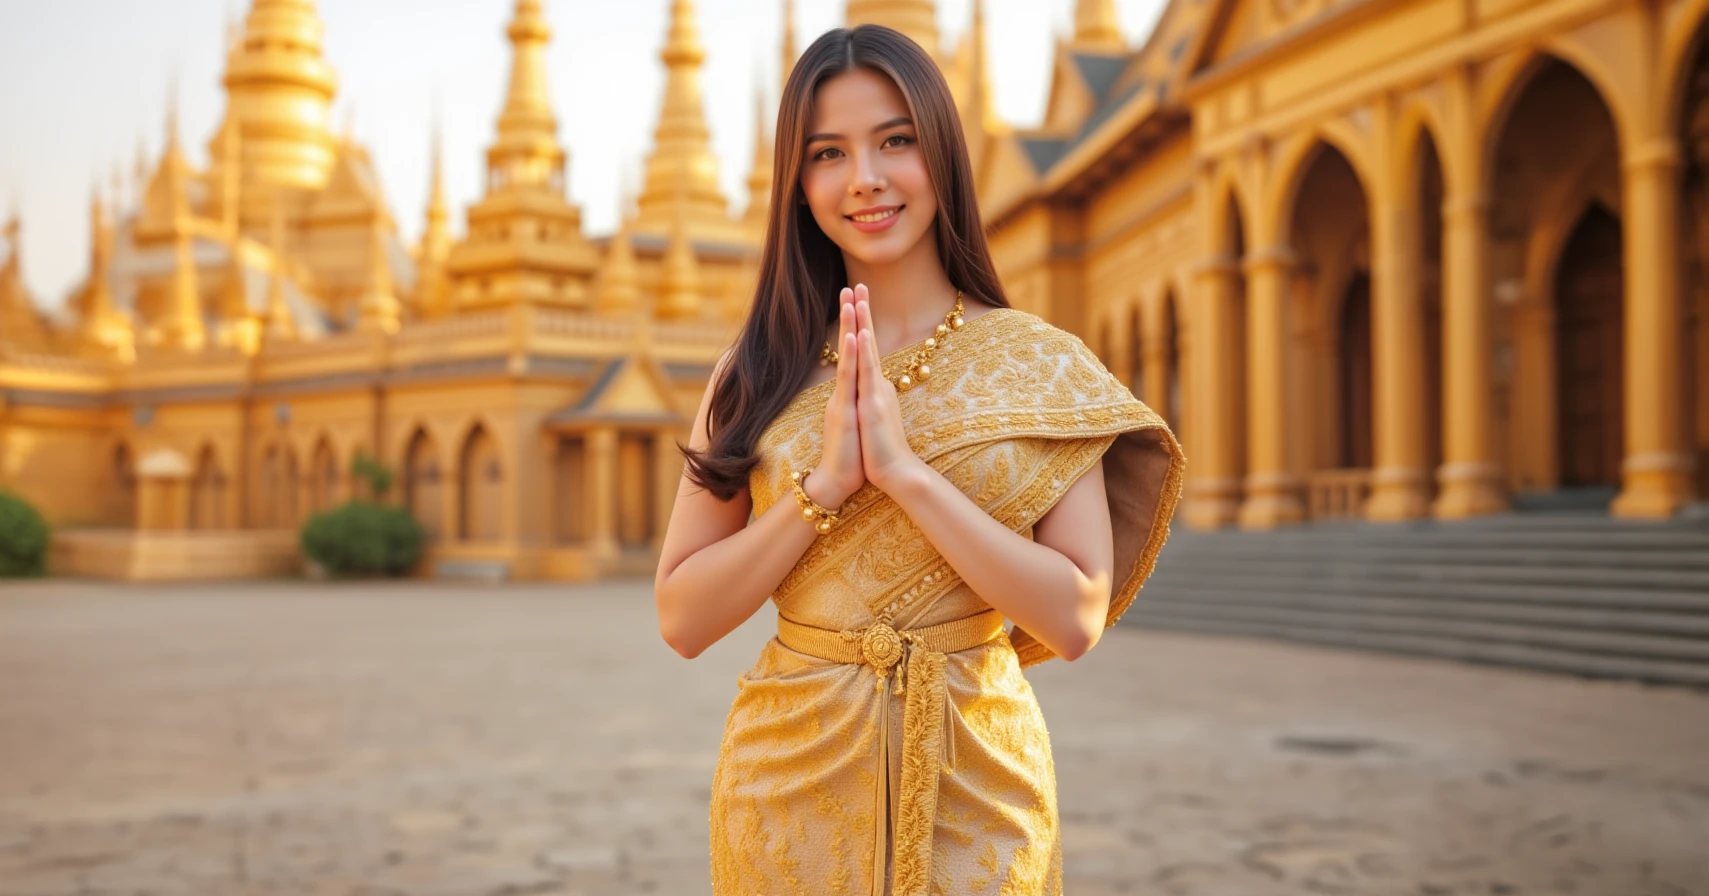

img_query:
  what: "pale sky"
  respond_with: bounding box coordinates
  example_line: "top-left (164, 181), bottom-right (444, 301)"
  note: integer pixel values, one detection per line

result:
top-left (0, 0), bottom-right (1167, 310)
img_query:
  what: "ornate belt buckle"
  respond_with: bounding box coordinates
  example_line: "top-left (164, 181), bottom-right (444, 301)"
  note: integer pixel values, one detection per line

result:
top-left (860, 622), bottom-right (904, 674)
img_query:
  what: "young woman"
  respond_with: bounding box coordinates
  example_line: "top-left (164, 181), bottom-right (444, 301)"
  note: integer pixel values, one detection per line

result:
top-left (654, 24), bottom-right (1184, 896)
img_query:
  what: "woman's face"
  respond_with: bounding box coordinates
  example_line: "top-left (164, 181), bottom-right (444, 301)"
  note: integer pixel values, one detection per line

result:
top-left (799, 67), bottom-right (938, 268)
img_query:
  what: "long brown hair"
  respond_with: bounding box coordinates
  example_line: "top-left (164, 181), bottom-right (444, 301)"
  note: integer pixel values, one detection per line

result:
top-left (682, 24), bottom-right (1010, 500)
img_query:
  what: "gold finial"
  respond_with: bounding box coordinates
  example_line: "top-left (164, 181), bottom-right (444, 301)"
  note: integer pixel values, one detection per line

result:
top-left (595, 211), bottom-right (640, 315)
top-left (635, 0), bottom-right (728, 238)
top-left (221, 0), bottom-right (337, 189)
top-left (357, 218), bottom-right (401, 334)
top-left (1073, 0), bottom-right (1124, 49)
top-left (488, 0), bottom-right (566, 194)
top-left (657, 190), bottom-right (701, 319)
top-left (161, 228), bottom-right (206, 352)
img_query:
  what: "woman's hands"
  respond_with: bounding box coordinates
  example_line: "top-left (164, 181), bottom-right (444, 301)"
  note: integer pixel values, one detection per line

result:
top-left (813, 283), bottom-right (932, 504)
top-left (852, 289), bottom-right (928, 493)
top-left (806, 290), bottom-right (866, 510)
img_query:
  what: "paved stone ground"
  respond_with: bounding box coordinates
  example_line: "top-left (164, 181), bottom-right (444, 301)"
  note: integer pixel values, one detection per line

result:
top-left (0, 580), bottom-right (1704, 896)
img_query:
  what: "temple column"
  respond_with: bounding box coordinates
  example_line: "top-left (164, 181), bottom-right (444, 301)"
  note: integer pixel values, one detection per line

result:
top-left (652, 430), bottom-right (683, 552)
top-left (587, 427), bottom-right (619, 559)
top-left (1143, 329), bottom-right (1173, 427)
top-left (1184, 256), bottom-right (1243, 529)
top-left (1432, 190), bottom-right (1508, 518)
top-left (1110, 310), bottom-right (1135, 395)
top-left (1366, 186), bottom-right (1432, 520)
top-left (1238, 246), bottom-right (1305, 529)
top-left (1613, 139), bottom-right (1696, 516)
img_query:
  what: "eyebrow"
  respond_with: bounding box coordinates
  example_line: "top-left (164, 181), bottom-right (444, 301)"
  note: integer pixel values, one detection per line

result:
top-left (804, 116), bottom-right (915, 145)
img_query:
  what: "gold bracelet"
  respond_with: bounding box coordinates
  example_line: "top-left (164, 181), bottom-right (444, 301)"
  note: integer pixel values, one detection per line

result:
top-left (791, 468), bottom-right (842, 535)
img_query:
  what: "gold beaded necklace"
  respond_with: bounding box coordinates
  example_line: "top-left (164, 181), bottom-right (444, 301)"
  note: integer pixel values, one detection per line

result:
top-left (818, 290), bottom-right (965, 392)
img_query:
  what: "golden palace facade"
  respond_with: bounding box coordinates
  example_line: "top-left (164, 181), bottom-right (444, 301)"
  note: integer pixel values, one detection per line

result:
top-left (1, 0), bottom-right (1704, 580)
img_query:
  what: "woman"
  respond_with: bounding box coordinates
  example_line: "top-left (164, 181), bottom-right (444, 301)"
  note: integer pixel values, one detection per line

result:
top-left (653, 24), bottom-right (1184, 896)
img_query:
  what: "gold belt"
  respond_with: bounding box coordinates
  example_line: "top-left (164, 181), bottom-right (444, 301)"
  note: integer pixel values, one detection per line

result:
top-left (775, 608), bottom-right (1006, 896)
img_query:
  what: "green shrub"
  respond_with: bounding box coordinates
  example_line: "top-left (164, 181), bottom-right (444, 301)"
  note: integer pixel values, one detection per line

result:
top-left (299, 501), bottom-right (422, 576)
top-left (0, 491), bottom-right (50, 577)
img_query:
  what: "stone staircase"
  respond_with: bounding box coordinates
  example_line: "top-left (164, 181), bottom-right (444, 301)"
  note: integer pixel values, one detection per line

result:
top-left (1122, 509), bottom-right (1709, 689)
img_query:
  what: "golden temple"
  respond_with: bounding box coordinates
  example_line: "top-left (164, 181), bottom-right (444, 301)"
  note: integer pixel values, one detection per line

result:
top-left (1, 0), bottom-right (1706, 580)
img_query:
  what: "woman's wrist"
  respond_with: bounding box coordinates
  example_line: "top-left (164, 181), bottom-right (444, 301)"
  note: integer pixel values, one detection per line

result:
top-left (802, 471), bottom-right (851, 511)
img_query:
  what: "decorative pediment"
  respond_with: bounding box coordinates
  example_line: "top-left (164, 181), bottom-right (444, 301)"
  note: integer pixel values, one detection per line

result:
top-left (546, 354), bottom-right (683, 428)
top-left (1184, 0), bottom-right (1357, 81)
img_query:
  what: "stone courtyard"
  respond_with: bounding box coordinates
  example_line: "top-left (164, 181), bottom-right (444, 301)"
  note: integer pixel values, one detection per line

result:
top-left (0, 579), bottom-right (1704, 896)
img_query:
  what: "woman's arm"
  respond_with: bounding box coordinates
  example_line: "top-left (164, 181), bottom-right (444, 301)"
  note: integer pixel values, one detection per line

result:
top-left (850, 300), bottom-right (1113, 660)
top-left (883, 458), bottom-right (1113, 661)
top-left (654, 303), bottom-right (866, 659)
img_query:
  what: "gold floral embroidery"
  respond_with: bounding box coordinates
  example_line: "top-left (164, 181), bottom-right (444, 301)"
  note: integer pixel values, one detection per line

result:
top-left (710, 307), bottom-right (1185, 896)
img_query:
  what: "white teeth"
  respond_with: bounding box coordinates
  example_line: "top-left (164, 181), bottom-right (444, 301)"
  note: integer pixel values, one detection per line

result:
top-left (850, 208), bottom-right (898, 224)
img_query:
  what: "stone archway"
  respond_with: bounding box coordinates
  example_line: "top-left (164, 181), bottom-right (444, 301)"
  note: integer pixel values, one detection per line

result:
top-left (1159, 290), bottom-right (1182, 435)
top-left (1128, 303), bottom-right (1145, 393)
top-left (403, 428), bottom-right (444, 542)
top-left (1554, 205), bottom-right (1625, 487)
top-left (257, 442), bottom-right (301, 528)
top-left (110, 442), bottom-right (137, 527)
top-left (188, 445), bottom-right (227, 530)
top-left (1488, 56), bottom-right (1623, 495)
top-left (1338, 271), bottom-right (1375, 470)
top-left (1278, 142), bottom-right (1373, 518)
top-left (308, 438), bottom-right (339, 513)
top-left (458, 425), bottom-right (504, 542)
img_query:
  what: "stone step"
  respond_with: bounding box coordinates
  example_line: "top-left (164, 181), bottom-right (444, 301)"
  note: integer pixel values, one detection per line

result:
top-left (1123, 612), bottom-right (1709, 689)
top-left (1157, 541), bottom-right (1709, 570)
top-left (1139, 570), bottom-right (1709, 613)
top-left (1147, 556), bottom-right (1709, 591)
top-left (1161, 524), bottom-right (1709, 552)
top-left (1135, 587), bottom-right (1709, 638)
top-left (1127, 599), bottom-right (1709, 663)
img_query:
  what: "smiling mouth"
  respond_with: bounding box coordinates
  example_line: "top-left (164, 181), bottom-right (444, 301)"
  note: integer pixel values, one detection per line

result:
top-left (847, 206), bottom-right (902, 224)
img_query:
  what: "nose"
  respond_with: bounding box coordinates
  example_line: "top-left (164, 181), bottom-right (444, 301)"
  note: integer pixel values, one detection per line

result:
top-left (848, 149), bottom-right (885, 197)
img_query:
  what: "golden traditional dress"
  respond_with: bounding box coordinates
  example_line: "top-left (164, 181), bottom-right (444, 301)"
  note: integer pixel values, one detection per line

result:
top-left (709, 307), bottom-right (1185, 896)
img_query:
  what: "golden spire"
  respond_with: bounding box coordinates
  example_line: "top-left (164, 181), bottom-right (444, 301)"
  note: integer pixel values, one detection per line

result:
top-left (0, 207), bottom-right (51, 353)
top-left (635, 0), bottom-right (729, 237)
top-left (218, 114), bottom-right (242, 235)
top-left (264, 190), bottom-right (296, 341)
top-left (1073, 0), bottom-right (1124, 49)
top-left (657, 194), bottom-right (701, 319)
top-left (416, 117), bottom-right (452, 317)
top-left (85, 184), bottom-right (117, 323)
top-left (845, 0), bottom-right (940, 58)
top-left (83, 183), bottom-right (135, 360)
top-left (356, 220), bottom-right (401, 334)
top-left (781, 0), bottom-right (797, 93)
top-left (595, 213), bottom-right (640, 315)
top-left (160, 229), bottom-right (207, 352)
top-left (743, 77), bottom-right (774, 230)
top-left (488, 0), bottom-right (566, 194)
top-left (960, 0), bottom-right (999, 161)
top-left (219, 0), bottom-right (339, 189)
top-left (421, 118), bottom-right (450, 260)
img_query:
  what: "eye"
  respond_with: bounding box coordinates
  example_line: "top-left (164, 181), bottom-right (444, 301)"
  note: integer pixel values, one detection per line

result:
top-left (882, 134), bottom-right (913, 149)
top-left (811, 146), bottom-right (843, 161)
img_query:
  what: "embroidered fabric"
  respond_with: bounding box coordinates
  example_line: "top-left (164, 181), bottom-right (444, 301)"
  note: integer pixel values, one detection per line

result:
top-left (709, 307), bottom-right (1185, 896)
